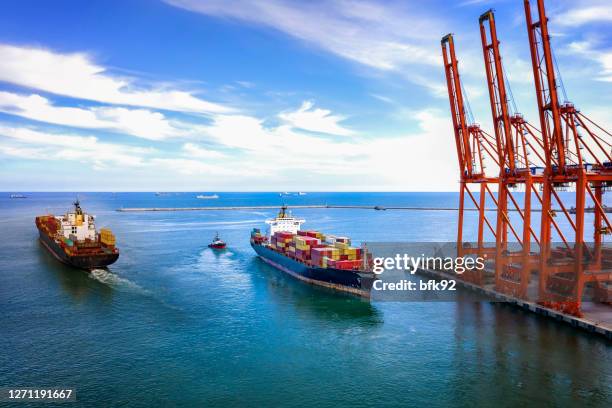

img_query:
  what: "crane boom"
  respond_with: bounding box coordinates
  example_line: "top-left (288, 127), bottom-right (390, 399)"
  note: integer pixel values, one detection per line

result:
top-left (442, 34), bottom-right (474, 178)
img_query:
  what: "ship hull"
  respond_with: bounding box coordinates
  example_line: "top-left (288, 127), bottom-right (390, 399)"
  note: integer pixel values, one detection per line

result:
top-left (251, 242), bottom-right (375, 297)
top-left (38, 229), bottom-right (119, 269)
top-left (208, 243), bottom-right (227, 249)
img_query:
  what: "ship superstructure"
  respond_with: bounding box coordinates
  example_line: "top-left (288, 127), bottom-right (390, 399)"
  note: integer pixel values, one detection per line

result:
top-left (265, 205), bottom-right (305, 237)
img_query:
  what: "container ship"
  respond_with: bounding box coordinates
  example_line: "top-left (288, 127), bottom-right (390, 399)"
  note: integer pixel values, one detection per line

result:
top-left (250, 206), bottom-right (377, 297)
top-left (35, 200), bottom-right (119, 269)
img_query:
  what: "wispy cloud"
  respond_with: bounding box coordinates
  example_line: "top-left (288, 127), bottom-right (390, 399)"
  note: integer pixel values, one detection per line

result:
top-left (165, 0), bottom-right (444, 90)
top-left (0, 44), bottom-right (234, 114)
top-left (0, 91), bottom-right (196, 140)
top-left (0, 123), bottom-right (235, 176)
top-left (566, 40), bottom-right (612, 82)
top-left (0, 102), bottom-right (459, 190)
top-left (278, 101), bottom-right (354, 136)
top-left (0, 125), bottom-right (151, 168)
top-left (458, 0), bottom-right (490, 6)
top-left (370, 94), bottom-right (394, 104)
top-left (181, 142), bottom-right (226, 159)
top-left (555, 4), bottom-right (612, 27)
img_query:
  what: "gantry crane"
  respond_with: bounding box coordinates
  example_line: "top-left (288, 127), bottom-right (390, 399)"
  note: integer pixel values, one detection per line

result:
top-left (443, 0), bottom-right (611, 315)
top-left (479, 9), bottom-right (546, 298)
top-left (524, 0), bottom-right (611, 314)
top-left (441, 33), bottom-right (499, 284)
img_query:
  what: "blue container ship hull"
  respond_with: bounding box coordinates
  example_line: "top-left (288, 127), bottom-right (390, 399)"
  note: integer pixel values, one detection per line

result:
top-left (251, 242), bottom-right (375, 297)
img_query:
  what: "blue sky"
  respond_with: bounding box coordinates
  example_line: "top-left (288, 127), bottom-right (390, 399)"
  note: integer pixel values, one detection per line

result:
top-left (0, 0), bottom-right (610, 191)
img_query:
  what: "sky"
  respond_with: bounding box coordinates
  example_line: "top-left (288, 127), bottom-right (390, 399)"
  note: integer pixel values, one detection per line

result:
top-left (0, 0), bottom-right (610, 191)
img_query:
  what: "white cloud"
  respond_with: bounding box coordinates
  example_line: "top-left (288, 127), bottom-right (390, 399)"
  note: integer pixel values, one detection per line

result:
top-left (165, 0), bottom-right (444, 89)
top-left (203, 114), bottom-right (272, 150)
top-left (555, 5), bottom-right (612, 27)
top-left (0, 44), bottom-right (233, 114)
top-left (566, 40), bottom-right (612, 82)
top-left (148, 158), bottom-right (237, 176)
top-left (0, 91), bottom-right (192, 140)
top-left (0, 125), bottom-right (150, 167)
top-left (0, 145), bottom-right (48, 159)
top-left (458, 0), bottom-right (489, 5)
top-left (192, 107), bottom-right (458, 190)
top-left (0, 103), bottom-right (460, 190)
top-left (370, 94), bottom-right (394, 104)
top-left (278, 101), bottom-right (354, 136)
top-left (182, 142), bottom-right (226, 159)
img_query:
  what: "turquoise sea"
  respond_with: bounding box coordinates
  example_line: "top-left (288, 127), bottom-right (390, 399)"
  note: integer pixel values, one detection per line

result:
top-left (0, 192), bottom-right (610, 407)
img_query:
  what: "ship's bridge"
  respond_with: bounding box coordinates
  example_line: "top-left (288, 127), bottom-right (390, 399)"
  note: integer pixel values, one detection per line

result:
top-left (265, 206), bottom-right (304, 237)
top-left (58, 200), bottom-right (97, 242)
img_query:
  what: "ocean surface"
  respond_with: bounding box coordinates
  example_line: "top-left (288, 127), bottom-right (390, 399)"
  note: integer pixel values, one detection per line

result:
top-left (0, 192), bottom-right (610, 407)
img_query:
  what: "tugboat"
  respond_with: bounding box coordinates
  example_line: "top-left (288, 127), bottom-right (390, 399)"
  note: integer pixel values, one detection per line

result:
top-left (208, 232), bottom-right (227, 249)
top-left (35, 200), bottom-right (119, 269)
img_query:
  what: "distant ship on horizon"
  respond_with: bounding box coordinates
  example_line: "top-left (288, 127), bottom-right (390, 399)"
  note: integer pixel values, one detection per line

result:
top-left (196, 194), bottom-right (219, 199)
top-left (279, 192), bottom-right (307, 197)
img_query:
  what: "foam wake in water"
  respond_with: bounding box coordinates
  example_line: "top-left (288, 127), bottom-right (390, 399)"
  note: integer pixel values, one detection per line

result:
top-left (89, 268), bottom-right (148, 294)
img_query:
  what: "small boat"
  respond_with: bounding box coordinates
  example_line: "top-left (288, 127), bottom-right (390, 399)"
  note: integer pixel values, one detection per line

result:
top-left (208, 232), bottom-right (227, 249)
top-left (197, 194), bottom-right (219, 199)
top-left (10, 194), bottom-right (27, 199)
top-left (298, 192), bottom-right (307, 196)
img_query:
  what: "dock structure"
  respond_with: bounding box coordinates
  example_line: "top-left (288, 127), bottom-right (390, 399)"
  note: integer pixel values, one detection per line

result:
top-left (418, 267), bottom-right (612, 340)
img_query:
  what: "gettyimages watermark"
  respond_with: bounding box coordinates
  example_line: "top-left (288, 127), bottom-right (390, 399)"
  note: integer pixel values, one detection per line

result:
top-left (364, 242), bottom-right (610, 303)
top-left (371, 253), bottom-right (486, 275)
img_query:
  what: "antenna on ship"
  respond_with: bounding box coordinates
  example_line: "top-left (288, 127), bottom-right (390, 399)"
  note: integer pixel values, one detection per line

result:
top-left (73, 197), bottom-right (83, 215)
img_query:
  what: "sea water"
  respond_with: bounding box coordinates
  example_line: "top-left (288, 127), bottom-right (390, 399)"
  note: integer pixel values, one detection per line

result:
top-left (0, 193), bottom-right (610, 407)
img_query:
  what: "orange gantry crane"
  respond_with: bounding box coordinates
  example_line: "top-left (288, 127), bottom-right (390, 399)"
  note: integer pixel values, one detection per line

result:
top-left (479, 9), bottom-right (545, 299)
top-left (441, 33), bottom-right (499, 285)
top-left (442, 0), bottom-right (611, 315)
top-left (523, 0), bottom-right (611, 313)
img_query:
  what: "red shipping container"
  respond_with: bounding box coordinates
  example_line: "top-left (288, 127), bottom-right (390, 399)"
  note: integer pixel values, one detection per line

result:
top-left (327, 259), bottom-right (361, 270)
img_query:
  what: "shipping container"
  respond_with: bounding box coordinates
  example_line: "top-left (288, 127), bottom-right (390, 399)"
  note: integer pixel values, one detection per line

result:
top-left (100, 228), bottom-right (116, 246)
top-left (334, 242), bottom-right (348, 250)
top-left (327, 259), bottom-right (361, 270)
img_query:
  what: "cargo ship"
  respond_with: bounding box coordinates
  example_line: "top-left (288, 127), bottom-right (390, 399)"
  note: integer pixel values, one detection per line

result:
top-left (250, 206), bottom-right (377, 297)
top-left (35, 200), bottom-right (119, 269)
